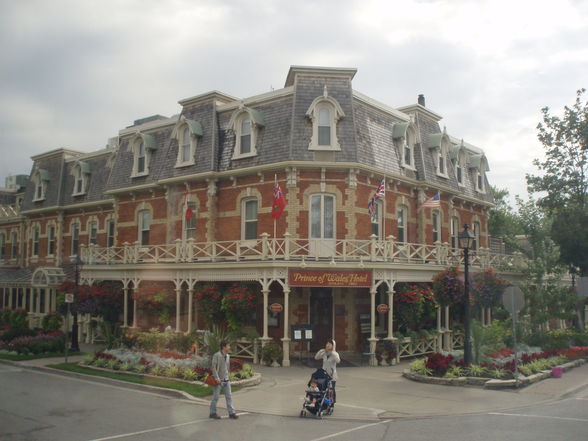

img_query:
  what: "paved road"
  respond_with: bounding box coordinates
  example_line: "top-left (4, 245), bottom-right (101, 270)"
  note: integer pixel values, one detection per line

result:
top-left (1, 363), bottom-right (587, 441)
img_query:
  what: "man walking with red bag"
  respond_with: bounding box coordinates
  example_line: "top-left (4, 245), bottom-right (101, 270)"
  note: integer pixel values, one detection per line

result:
top-left (209, 340), bottom-right (239, 420)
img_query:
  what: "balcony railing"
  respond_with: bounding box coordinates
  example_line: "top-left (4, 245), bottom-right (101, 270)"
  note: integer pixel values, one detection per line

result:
top-left (80, 233), bottom-right (526, 270)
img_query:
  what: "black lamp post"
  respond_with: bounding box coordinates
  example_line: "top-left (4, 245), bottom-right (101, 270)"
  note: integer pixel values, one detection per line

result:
top-left (70, 255), bottom-right (83, 353)
top-left (458, 224), bottom-right (475, 364)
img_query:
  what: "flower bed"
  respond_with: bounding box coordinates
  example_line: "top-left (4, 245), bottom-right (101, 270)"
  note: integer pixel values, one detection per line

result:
top-left (405, 346), bottom-right (588, 388)
top-left (81, 348), bottom-right (259, 386)
top-left (0, 332), bottom-right (66, 355)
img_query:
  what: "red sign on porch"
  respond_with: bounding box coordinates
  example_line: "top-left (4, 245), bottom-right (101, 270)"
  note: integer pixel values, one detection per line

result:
top-left (288, 270), bottom-right (372, 287)
top-left (269, 303), bottom-right (283, 313)
top-left (377, 303), bottom-right (389, 314)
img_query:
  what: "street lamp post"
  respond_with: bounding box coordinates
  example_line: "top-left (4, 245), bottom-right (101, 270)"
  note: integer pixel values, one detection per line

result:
top-left (458, 224), bottom-right (475, 365)
top-left (70, 255), bottom-right (83, 353)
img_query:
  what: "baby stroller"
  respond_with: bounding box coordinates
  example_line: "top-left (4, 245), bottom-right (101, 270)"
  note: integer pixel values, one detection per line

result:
top-left (300, 368), bottom-right (335, 418)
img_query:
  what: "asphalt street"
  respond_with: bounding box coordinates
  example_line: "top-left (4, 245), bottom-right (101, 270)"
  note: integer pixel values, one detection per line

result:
top-left (1, 363), bottom-right (587, 441)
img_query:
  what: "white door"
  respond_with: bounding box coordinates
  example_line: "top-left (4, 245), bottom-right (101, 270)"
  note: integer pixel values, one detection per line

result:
top-left (309, 194), bottom-right (336, 257)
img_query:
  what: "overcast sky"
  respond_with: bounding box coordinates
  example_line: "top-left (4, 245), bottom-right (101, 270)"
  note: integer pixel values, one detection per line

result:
top-left (1, 0), bottom-right (586, 203)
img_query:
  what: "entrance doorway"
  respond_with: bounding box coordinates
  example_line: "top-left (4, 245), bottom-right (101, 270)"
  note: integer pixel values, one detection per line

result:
top-left (309, 287), bottom-right (333, 352)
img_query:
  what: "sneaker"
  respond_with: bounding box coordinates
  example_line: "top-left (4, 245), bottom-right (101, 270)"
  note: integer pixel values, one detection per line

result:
top-left (209, 414), bottom-right (221, 419)
top-left (229, 413), bottom-right (239, 419)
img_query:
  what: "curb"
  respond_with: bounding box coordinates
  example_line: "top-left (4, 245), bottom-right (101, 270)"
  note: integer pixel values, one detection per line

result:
top-left (403, 358), bottom-right (587, 389)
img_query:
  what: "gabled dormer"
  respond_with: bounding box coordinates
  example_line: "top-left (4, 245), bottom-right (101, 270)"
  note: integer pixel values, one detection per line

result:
top-left (469, 153), bottom-right (489, 193)
top-left (427, 130), bottom-right (451, 178)
top-left (228, 105), bottom-right (265, 160)
top-left (392, 121), bottom-right (419, 170)
top-left (72, 161), bottom-right (91, 196)
top-left (31, 168), bottom-right (50, 202)
top-left (171, 117), bottom-right (203, 167)
top-left (130, 132), bottom-right (157, 177)
top-left (306, 86), bottom-right (345, 152)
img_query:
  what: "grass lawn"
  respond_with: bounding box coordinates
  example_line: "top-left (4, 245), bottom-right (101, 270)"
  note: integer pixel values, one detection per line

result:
top-left (47, 362), bottom-right (213, 398)
top-left (0, 352), bottom-right (84, 361)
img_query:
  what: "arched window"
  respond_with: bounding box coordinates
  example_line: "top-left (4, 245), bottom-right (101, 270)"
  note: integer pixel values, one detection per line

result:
top-left (107, 218), bottom-right (116, 247)
top-left (131, 133), bottom-right (156, 177)
top-left (138, 210), bottom-right (151, 245)
top-left (241, 198), bottom-right (258, 240)
top-left (310, 194), bottom-right (335, 239)
top-left (371, 201), bottom-right (383, 239)
top-left (183, 201), bottom-right (197, 240)
top-left (397, 206), bottom-right (408, 243)
top-left (403, 131), bottom-right (415, 168)
top-left (136, 140), bottom-right (146, 174)
top-left (32, 226), bottom-right (40, 257)
top-left (71, 222), bottom-right (80, 256)
top-left (450, 216), bottom-right (459, 249)
top-left (432, 210), bottom-right (441, 243)
top-left (11, 231), bottom-right (18, 259)
top-left (306, 89), bottom-right (344, 151)
top-left (47, 225), bottom-right (56, 255)
top-left (173, 119), bottom-right (202, 167)
top-left (88, 220), bottom-right (98, 245)
top-left (229, 108), bottom-right (264, 160)
top-left (32, 169), bottom-right (49, 202)
top-left (180, 126), bottom-right (191, 163)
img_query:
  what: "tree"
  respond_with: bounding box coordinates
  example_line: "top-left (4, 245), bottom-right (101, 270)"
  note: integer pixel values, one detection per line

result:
top-left (488, 186), bottom-right (523, 251)
top-left (526, 88), bottom-right (588, 275)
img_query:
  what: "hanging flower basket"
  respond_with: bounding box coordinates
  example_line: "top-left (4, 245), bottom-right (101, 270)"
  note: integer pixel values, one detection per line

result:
top-left (471, 268), bottom-right (509, 308)
top-left (432, 266), bottom-right (465, 307)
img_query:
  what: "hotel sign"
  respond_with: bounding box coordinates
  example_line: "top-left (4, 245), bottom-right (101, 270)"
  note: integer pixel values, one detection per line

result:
top-left (288, 270), bottom-right (372, 287)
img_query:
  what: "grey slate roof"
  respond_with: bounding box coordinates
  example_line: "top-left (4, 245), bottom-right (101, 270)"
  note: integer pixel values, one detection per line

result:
top-left (0, 267), bottom-right (33, 284)
top-left (19, 67), bottom-right (494, 207)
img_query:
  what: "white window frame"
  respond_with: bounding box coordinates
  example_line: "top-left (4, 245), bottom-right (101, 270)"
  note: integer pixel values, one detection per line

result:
top-left (47, 225), bottom-right (56, 256)
top-left (175, 124), bottom-right (196, 167)
top-left (131, 135), bottom-right (154, 178)
top-left (476, 169), bottom-right (485, 193)
top-left (11, 231), bottom-right (18, 259)
top-left (107, 218), bottom-right (116, 248)
top-left (32, 171), bottom-right (47, 202)
top-left (72, 163), bottom-right (89, 196)
top-left (88, 220), bottom-right (98, 245)
top-left (241, 198), bottom-right (258, 241)
top-left (309, 194), bottom-right (336, 239)
top-left (231, 113), bottom-right (259, 160)
top-left (306, 92), bottom-right (345, 152)
top-left (32, 226), bottom-right (40, 257)
top-left (371, 200), bottom-right (383, 239)
top-left (432, 210), bottom-right (441, 243)
top-left (402, 133), bottom-right (416, 170)
top-left (397, 206), bottom-right (407, 243)
top-left (473, 221), bottom-right (480, 251)
top-left (450, 216), bottom-right (459, 249)
top-left (71, 222), bottom-right (80, 256)
top-left (183, 201), bottom-right (197, 240)
top-left (138, 210), bottom-right (151, 245)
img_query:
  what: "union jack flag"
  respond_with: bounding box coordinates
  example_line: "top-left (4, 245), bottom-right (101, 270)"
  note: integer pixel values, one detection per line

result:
top-left (368, 179), bottom-right (385, 218)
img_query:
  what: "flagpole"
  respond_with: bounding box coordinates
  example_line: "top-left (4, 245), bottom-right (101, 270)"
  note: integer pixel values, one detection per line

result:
top-left (273, 174), bottom-right (277, 239)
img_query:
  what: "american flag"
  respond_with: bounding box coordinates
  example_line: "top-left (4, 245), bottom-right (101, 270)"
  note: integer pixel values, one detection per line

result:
top-left (420, 192), bottom-right (441, 209)
top-left (368, 179), bottom-right (385, 218)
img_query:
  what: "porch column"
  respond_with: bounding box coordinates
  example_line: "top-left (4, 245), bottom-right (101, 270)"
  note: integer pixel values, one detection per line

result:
top-left (445, 306), bottom-right (452, 350)
top-left (437, 307), bottom-right (442, 351)
top-left (123, 287), bottom-right (129, 327)
top-left (29, 288), bottom-right (33, 312)
top-left (175, 287), bottom-right (181, 332)
top-left (368, 288), bottom-right (378, 366)
top-left (187, 287), bottom-right (194, 332)
top-left (132, 285), bottom-right (138, 328)
top-left (36, 288), bottom-right (41, 313)
top-left (386, 290), bottom-right (394, 339)
top-left (261, 289), bottom-right (271, 346)
top-left (23, 288), bottom-right (28, 311)
top-left (281, 287), bottom-right (291, 367)
top-left (44, 289), bottom-right (51, 314)
top-left (8, 287), bottom-right (13, 309)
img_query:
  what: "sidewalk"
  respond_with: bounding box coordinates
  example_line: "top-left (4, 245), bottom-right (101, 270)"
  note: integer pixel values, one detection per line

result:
top-left (4, 351), bottom-right (588, 421)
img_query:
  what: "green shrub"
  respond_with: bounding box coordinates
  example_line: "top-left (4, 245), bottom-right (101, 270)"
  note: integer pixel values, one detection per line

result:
top-left (41, 313), bottom-right (63, 333)
top-left (82, 354), bottom-right (96, 365)
top-left (150, 366), bottom-right (165, 377)
top-left (182, 369), bottom-right (197, 381)
top-left (466, 364), bottom-right (488, 377)
top-left (9, 309), bottom-right (28, 330)
top-left (518, 365), bottom-right (533, 376)
top-left (489, 367), bottom-right (507, 379)
top-left (134, 364), bottom-right (147, 374)
top-left (119, 363), bottom-right (131, 371)
top-left (0, 327), bottom-right (36, 343)
top-left (106, 359), bottom-right (119, 370)
top-left (261, 342), bottom-right (283, 364)
top-left (409, 358), bottom-right (432, 376)
top-left (95, 358), bottom-right (107, 368)
top-left (166, 365), bottom-right (181, 378)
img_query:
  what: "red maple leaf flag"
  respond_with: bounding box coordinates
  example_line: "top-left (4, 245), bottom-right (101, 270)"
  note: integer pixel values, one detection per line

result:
top-left (272, 180), bottom-right (287, 220)
top-left (184, 193), bottom-right (194, 222)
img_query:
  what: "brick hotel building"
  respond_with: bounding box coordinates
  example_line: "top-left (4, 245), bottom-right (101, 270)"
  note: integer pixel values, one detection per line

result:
top-left (1, 66), bottom-right (518, 365)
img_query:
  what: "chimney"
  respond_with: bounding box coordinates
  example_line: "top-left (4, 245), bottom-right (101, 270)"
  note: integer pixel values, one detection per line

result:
top-left (418, 94), bottom-right (425, 107)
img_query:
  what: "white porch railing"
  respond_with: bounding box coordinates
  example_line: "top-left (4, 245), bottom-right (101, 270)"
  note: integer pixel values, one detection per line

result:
top-left (397, 335), bottom-right (439, 360)
top-left (81, 234), bottom-right (526, 270)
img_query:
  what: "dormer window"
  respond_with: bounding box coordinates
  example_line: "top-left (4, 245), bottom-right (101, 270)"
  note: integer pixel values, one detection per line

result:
top-left (130, 133), bottom-right (156, 177)
top-left (306, 87), bottom-right (345, 151)
top-left (428, 133), bottom-right (450, 178)
top-left (72, 161), bottom-right (90, 196)
top-left (173, 118), bottom-right (202, 167)
top-left (469, 154), bottom-right (488, 193)
top-left (229, 107), bottom-right (264, 160)
top-left (32, 169), bottom-right (49, 202)
top-left (393, 122), bottom-right (417, 170)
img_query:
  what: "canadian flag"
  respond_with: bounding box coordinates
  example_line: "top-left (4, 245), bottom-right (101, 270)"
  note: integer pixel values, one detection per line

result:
top-left (183, 193), bottom-right (194, 222)
top-left (272, 180), bottom-right (287, 220)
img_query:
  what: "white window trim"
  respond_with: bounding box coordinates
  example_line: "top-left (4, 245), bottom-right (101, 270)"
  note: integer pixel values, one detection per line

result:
top-left (130, 134), bottom-right (153, 178)
top-left (397, 206), bottom-right (408, 243)
top-left (32, 171), bottom-right (47, 202)
top-left (70, 222), bottom-right (80, 256)
top-left (175, 124), bottom-right (196, 168)
top-left (450, 216), bottom-right (460, 249)
top-left (182, 200), bottom-right (197, 240)
top-left (138, 210), bottom-right (151, 245)
top-left (88, 220), bottom-right (98, 245)
top-left (306, 89), bottom-right (345, 152)
top-left (433, 147), bottom-right (449, 178)
top-left (106, 217), bottom-right (116, 248)
top-left (72, 163), bottom-right (89, 196)
top-left (432, 210), bottom-right (441, 244)
top-left (309, 193), bottom-right (336, 239)
top-left (47, 223), bottom-right (56, 256)
top-left (371, 200), bottom-right (383, 239)
top-left (455, 157), bottom-right (465, 187)
top-left (231, 114), bottom-right (257, 160)
top-left (241, 198), bottom-right (259, 243)
top-left (476, 169), bottom-right (486, 193)
top-left (401, 135), bottom-right (417, 171)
